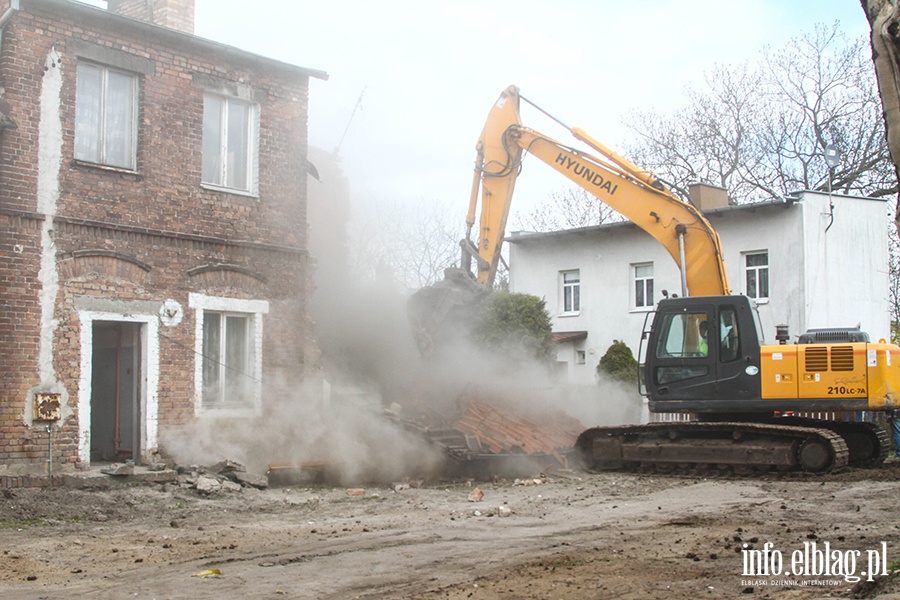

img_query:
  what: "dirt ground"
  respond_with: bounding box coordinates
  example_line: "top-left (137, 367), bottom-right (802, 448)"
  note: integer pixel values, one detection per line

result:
top-left (1, 463), bottom-right (900, 599)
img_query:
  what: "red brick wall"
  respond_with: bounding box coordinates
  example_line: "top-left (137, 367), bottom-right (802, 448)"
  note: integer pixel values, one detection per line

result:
top-left (0, 2), bottom-right (317, 481)
top-left (0, 213), bottom-right (42, 477)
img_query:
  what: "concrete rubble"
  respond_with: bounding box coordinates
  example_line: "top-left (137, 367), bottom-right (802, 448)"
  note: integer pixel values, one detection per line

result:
top-left (179, 460), bottom-right (269, 494)
top-left (392, 389), bottom-right (585, 479)
top-left (65, 459), bottom-right (270, 495)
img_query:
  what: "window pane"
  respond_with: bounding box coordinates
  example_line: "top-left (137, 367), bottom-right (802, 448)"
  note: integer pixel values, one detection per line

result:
top-left (105, 70), bottom-right (134, 168)
top-left (202, 96), bottom-right (223, 185)
top-left (747, 270), bottom-right (758, 298)
top-left (747, 253), bottom-right (768, 267)
top-left (758, 268), bottom-right (769, 298)
top-left (635, 280), bottom-right (644, 307)
top-left (656, 313), bottom-right (708, 358)
top-left (202, 312), bottom-right (221, 406)
top-left (224, 316), bottom-right (248, 404)
top-left (572, 285), bottom-right (580, 311)
top-left (635, 264), bottom-right (652, 278)
top-left (719, 308), bottom-right (740, 362)
top-left (75, 63), bottom-right (136, 168)
top-left (646, 279), bottom-right (654, 305)
top-left (75, 63), bottom-right (102, 162)
top-left (226, 101), bottom-right (249, 189)
top-left (656, 314), bottom-right (686, 357)
top-left (654, 312), bottom-right (710, 384)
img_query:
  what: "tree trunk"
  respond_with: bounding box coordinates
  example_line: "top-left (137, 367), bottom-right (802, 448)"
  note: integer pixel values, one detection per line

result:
top-left (862, 0), bottom-right (900, 222)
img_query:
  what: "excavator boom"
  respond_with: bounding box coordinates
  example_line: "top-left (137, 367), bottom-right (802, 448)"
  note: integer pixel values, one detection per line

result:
top-left (465, 85), bottom-right (730, 297)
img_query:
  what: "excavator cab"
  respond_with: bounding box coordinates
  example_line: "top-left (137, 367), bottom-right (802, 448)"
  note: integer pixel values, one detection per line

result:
top-left (641, 295), bottom-right (762, 415)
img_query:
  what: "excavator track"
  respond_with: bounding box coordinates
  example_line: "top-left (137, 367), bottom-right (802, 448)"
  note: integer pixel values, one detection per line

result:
top-left (764, 417), bottom-right (890, 468)
top-left (575, 422), bottom-right (850, 475)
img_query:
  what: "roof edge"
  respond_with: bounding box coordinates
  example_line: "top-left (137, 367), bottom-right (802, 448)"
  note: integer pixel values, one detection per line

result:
top-left (24, 0), bottom-right (329, 80)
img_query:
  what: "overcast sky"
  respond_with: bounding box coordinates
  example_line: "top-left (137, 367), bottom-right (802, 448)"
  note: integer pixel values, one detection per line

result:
top-left (190, 1), bottom-right (871, 225)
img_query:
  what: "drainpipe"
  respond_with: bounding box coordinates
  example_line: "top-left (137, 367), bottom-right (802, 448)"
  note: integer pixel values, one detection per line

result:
top-left (676, 223), bottom-right (689, 297)
top-left (46, 424), bottom-right (53, 485)
top-left (0, 0), bottom-right (20, 48)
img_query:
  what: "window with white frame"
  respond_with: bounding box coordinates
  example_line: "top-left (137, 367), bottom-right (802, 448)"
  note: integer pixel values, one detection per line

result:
top-left (561, 270), bottom-right (580, 314)
top-left (201, 311), bottom-right (252, 408)
top-left (189, 294), bottom-right (267, 411)
top-left (633, 263), bottom-right (654, 308)
top-left (202, 94), bottom-right (258, 193)
top-left (745, 252), bottom-right (769, 300)
top-left (74, 62), bottom-right (138, 170)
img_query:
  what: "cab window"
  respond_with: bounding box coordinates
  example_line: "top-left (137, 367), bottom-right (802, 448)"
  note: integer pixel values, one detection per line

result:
top-left (654, 311), bottom-right (710, 384)
top-left (719, 307), bottom-right (740, 362)
top-left (655, 312), bottom-right (708, 358)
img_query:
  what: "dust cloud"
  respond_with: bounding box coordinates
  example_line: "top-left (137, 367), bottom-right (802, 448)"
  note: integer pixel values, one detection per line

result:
top-left (161, 149), bottom-right (641, 484)
top-left (162, 271), bottom-right (642, 484)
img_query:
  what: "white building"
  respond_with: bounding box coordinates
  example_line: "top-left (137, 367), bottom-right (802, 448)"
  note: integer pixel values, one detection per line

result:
top-left (508, 190), bottom-right (891, 388)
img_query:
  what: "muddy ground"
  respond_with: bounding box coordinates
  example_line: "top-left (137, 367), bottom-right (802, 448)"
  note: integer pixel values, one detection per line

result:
top-left (1, 463), bottom-right (900, 599)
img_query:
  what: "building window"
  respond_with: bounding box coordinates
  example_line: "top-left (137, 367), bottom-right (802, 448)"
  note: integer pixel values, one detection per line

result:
top-left (745, 252), bottom-right (769, 300)
top-left (189, 294), bottom-right (268, 412)
top-left (202, 94), bottom-right (258, 193)
top-left (561, 270), bottom-right (580, 314)
top-left (74, 62), bottom-right (138, 170)
top-left (634, 263), bottom-right (654, 308)
top-left (201, 312), bottom-right (252, 408)
top-left (575, 350), bottom-right (586, 365)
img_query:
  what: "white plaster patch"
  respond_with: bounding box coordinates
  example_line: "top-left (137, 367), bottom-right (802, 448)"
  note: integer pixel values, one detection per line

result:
top-left (37, 46), bottom-right (63, 389)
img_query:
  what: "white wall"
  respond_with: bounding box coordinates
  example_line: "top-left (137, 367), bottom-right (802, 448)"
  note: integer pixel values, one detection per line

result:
top-left (801, 192), bottom-right (890, 340)
top-left (509, 192), bottom-right (891, 384)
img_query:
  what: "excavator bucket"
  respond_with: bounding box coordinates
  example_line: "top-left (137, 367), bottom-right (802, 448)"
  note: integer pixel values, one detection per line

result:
top-left (407, 267), bottom-right (488, 356)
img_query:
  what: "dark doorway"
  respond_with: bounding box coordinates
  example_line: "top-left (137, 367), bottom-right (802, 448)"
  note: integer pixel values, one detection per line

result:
top-left (91, 321), bottom-right (142, 463)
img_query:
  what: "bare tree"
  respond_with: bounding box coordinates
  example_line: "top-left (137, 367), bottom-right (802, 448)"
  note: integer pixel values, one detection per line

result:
top-left (348, 198), bottom-right (464, 292)
top-left (516, 187), bottom-right (624, 232)
top-left (625, 62), bottom-right (768, 203)
top-left (862, 0), bottom-right (900, 218)
top-left (758, 24), bottom-right (895, 197)
top-left (623, 23), bottom-right (895, 204)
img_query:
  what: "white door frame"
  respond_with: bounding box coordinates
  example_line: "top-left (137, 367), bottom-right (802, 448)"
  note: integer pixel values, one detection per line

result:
top-left (78, 310), bottom-right (159, 464)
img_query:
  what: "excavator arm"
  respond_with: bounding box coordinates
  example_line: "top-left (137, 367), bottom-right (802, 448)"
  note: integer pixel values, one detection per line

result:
top-left (410, 85), bottom-right (729, 356)
top-left (464, 85), bottom-right (730, 297)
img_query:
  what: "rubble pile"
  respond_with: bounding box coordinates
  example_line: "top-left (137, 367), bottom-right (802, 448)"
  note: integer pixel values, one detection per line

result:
top-left (398, 389), bottom-right (585, 478)
top-left (182, 460), bottom-right (269, 494)
top-left (453, 395), bottom-right (583, 465)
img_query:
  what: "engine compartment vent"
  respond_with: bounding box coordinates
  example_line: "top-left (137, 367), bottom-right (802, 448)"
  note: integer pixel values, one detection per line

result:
top-left (797, 328), bottom-right (869, 344)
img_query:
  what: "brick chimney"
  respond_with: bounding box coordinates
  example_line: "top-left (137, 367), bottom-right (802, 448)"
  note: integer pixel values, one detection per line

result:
top-left (688, 182), bottom-right (730, 212)
top-left (107, 0), bottom-right (195, 34)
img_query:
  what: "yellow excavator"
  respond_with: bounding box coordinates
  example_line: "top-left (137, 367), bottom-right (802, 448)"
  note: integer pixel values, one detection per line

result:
top-left (411, 85), bottom-right (900, 474)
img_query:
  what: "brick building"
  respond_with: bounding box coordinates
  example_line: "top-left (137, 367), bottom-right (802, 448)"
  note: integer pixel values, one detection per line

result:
top-left (0, 0), bottom-right (327, 481)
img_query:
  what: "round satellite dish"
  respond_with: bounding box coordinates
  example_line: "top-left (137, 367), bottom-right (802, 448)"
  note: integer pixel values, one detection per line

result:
top-left (824, 144), bottom-right (841, 169)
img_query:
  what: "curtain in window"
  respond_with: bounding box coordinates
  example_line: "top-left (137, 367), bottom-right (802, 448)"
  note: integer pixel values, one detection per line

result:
top-left (224, 315), bottom-right (248, 405)
top-left (203, 96), bottom-right (251, 190)
top-left (202, 95), bottom-right (223, 184)
top-left (201, 312), bottom-right (221, 406)
top-left (74, 63), bottom-right (102, 163)
top-left (226, 101), bottom-right (249, 190)
top-left (105, 70), bottom-right (134, 168)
